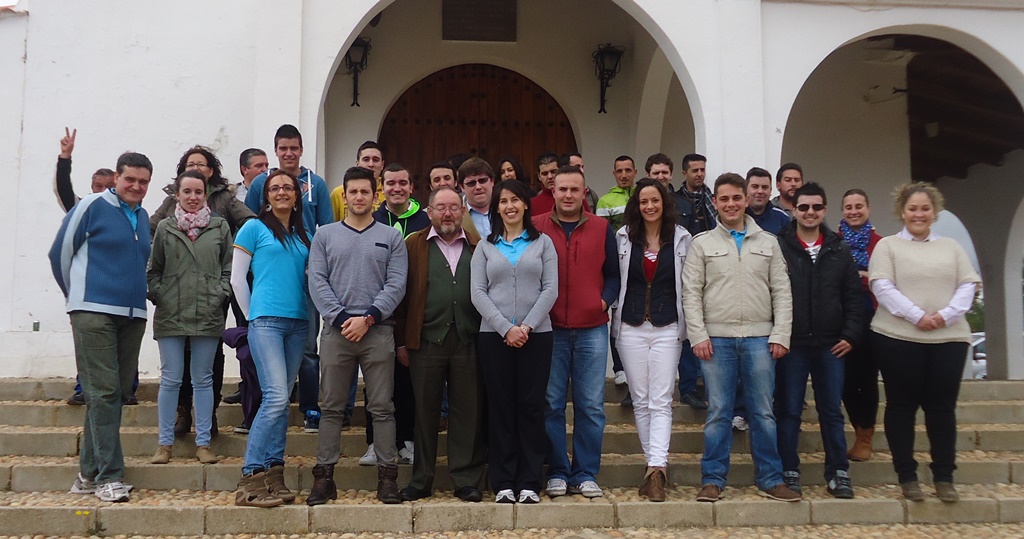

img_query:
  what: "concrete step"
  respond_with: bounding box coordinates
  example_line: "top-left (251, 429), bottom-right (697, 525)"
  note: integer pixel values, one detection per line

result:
top-left (2, 423), bottom-right (1021, 457)
top-left (0, 482), bottom-right (1021, 535)
top-left (2, 451), bottom-right (1020, 493)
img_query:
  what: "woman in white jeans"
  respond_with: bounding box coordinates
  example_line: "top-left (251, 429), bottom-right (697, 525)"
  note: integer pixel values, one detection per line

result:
top-left (610, 178), bottom-right (692, 502)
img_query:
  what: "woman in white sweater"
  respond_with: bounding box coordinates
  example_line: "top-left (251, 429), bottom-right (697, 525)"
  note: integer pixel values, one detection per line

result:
top-left (868, 182), bottom-right (980, 503)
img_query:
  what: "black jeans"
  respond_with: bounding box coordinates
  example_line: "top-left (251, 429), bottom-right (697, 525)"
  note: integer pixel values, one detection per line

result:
top-left (873, 332), bottom-right (967, 483)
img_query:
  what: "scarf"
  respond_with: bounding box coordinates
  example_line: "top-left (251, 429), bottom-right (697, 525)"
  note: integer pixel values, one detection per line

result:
top-left (839, 219), bottom-right (873, 270)
top-left (175, 203), bottom-right (212, 241)
top-left (678, 185), bottom-right (717, 231)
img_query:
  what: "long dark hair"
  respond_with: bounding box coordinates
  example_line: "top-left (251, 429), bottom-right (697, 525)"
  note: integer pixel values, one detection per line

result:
top-left (498, 155), bottom-right (527, 184)
top-left (258, 169), bottom-right (311, 249)
top-left (175, 145), bottom-right (227, 187)
top-left (624, 178), bottom-right (677, 248)
top-left (487, 179), bottom-right (540, 244)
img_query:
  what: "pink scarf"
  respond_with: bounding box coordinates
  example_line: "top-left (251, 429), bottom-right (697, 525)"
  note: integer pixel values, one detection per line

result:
top-left (174, 203), bottom-right (212, 241)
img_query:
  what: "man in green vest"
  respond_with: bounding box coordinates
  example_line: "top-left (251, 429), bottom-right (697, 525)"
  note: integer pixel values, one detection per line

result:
top-left (395, 186), bottom-right (486, 502)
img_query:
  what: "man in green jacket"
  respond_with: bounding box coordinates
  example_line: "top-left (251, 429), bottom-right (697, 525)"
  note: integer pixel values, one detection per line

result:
top-left (595, 155), bottom-right (636, 231)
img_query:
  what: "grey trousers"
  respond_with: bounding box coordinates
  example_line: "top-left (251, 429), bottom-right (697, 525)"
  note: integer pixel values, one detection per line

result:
top-left (317, 324), bottom-right (397, 467)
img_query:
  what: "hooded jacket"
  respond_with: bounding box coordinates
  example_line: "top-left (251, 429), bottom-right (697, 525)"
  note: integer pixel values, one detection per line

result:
top-left (371, 199), bottom-right (431, 239)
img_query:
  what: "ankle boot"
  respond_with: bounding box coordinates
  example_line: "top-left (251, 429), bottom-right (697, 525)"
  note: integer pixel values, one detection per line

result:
top-left (265, 464), bottom-right (295, 503)
top-left (174, 405), bottom-right (192, 437)
top-left (848, 426), bottom-right (875, 462)
top-left (377, 465), bottom-right (401, 504)
top-left (235, 471), bottom-right (283, 508)
top-left (306, 464), bottom-right (337, 506)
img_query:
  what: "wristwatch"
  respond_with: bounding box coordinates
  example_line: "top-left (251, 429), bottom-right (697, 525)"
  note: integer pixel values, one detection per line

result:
top-left (364, 314), bottom-right (376, 327)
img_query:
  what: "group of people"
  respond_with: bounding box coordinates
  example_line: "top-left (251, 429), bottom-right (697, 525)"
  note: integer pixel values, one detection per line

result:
top-left (48, 123), bottom-right (979, 509)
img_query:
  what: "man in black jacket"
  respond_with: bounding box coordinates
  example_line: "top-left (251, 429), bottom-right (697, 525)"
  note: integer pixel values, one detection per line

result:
top-left (775, 182), bottom-right (863, 499)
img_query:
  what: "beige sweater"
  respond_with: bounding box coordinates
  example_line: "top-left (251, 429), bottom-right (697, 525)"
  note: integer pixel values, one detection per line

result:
top-left (868, 236), bottom-right (980, 344)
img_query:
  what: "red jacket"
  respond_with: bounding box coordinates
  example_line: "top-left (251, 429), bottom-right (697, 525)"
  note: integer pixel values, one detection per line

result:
top-left (533, 211), bottom-right (609, 328)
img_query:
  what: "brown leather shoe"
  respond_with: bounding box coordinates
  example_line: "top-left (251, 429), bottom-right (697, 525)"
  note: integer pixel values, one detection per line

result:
top-left (696, 484), bottom-right (721, 502)
top-left (934, 481), bottom-right (959, 503)
top-left (901, 480), bottom-right (925, 501)
top-left (377, 465), bottom-right (401, 504)
top-left (848, 426), bottom-right (874, 462)
top-left (762, 483), bottom-right (801, 502)
top-left (646, 467), bottom-right (667, 502)
top-left (265, 464), bottom-right (295, 503)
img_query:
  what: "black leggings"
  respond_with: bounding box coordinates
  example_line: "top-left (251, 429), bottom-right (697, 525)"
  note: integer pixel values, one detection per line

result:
top-left (873, 332), bottom-right (967, 483)
top-left (843, 327), bottom-right (879, 429)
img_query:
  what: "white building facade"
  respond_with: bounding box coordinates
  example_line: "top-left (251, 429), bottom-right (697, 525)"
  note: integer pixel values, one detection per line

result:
top-left (2, 0), bottom-right (1023, 378)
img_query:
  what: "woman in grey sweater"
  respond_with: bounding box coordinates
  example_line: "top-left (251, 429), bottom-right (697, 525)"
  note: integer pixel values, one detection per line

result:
top-left (470, 179), bottom-right (557, 504)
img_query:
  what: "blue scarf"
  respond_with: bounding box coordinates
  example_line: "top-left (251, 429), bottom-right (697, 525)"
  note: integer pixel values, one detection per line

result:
top-left (839, 219), bottom-right (872, 270)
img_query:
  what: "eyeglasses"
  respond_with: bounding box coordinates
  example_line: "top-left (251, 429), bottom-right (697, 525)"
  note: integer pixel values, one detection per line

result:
top-left (268, 185), bottom-right (296, 193)
top-left (462, 177), bottom-right (491, 188)
top-left (796, 203), bottom-right (826, 212)
top-left (429, 204), bottom-right (463, 215)
top-left (185, 162), bottom-right (210, 169)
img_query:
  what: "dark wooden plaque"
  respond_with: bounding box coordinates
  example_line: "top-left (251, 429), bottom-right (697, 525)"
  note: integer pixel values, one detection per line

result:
top-left (442, 0), bottom-right (517, 42)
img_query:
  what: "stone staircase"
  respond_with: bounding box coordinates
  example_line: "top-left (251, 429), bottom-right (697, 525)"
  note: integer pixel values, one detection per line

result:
top-left (1, 377), bottom-right (1022, 535)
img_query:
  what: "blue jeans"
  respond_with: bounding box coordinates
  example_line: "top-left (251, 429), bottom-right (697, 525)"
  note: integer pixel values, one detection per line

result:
top-left (243, 316), bottom-right (308, 475)
top-left (700, 336), bottom-right (784, 491)
top-left (298, 296), bottom-right (321, 415)
top-left (775, 345), bottom-right (849, 480)
top-left (676, 339), bottom-right (702, 395)
top-left (157, 336), bottom-right (218, 446)
top-left (545, 325), bottom-right (607, 485)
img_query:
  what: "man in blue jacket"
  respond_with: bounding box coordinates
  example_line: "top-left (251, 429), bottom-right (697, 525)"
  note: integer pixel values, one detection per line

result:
top-left (48, 151), bottom-right (153, 503)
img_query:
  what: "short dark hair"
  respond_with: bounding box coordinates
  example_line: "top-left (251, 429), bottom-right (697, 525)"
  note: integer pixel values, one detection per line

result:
top-left (382, 162), bottom-right (409, 177)
top-left (240, 148), bottom-right (267, 168)
top-left (536, 152), bottom-right (559, 170)
top-left (357, 140), bottom-right (381, 159)
top-left (644, 153), bottom-right (673, 174)
top-left (488, 178), bottom-right (540, 244)
top-left (92, 168), bottom-right (115, 178)
top-left (614, 155), bottom-right (635, 168)
top-left (457, 157), bottom-right (494, 184)
top-left (554, 164), bottom-right (585, 184)
top-left (428, 162), bottom-right (454, 178)
top-left (274, 124), bottom-right (303, 149)
top-left (116, 152), bottom-right (153, 175)
top-left (173, 169), bottom-right (208, 193)
top-left (681, 154), bottom-right (706, 171)
top-left (794, 182), bottom-right (827, 206)
top-left (558, 151), bottom-right (582, 167)
top-left (176, 145), bottom-right (226, 186)
top-left (777, 162), bottom-right (803, 181)
top-left (343, 165), bottom-right (376, 193)
top-left (842, 188), bottom-right (870, 205)
top-left (713, 173), bottom-right (747, 196)
top-left (745, 167), bottom-right (772, 182)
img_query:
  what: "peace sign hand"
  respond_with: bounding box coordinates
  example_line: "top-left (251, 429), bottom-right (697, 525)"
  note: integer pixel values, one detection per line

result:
top-left (59, 127), bottom-right (77, 159)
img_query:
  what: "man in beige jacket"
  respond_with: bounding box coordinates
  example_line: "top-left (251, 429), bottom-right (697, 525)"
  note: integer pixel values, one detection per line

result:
top-left (682, 172), bottom-right (798, 503)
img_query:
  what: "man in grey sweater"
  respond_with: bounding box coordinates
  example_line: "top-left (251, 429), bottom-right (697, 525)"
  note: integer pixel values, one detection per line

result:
top-left (306, 166), bottom-right (409, 505)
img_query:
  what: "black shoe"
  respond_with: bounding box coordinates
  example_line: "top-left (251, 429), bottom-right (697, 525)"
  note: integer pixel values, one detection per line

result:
top-left (125, 394), bottom-right (139, 405)
top-left (826, 470), bottom-right (854, 499)
top-left (454, 486), bottom-right (482, 503)
top-left (680, 392), bottom-right (708, 410)
top-left (400, 486), bottom-right (431, 501)
top-left (210, 413), bottom-right (219, 438)
top-left (620, 393), bottom-right (633, 407)
top-left (223, 390), bottom-right (242, 405)
top-left (174, 406), bottom-right (192, 437)
top-left (67, 392), bottom-right (85, 406)
top-left (306, 464), bottom-right (337, 506)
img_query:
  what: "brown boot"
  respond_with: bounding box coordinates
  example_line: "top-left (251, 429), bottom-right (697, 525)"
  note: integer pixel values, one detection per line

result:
top-left (848, 426), bottom-right (874, 462)
top-left (265, 464), bottom-right (295, 503)
top-left (648, 467), bottom-right (668, 502)
top-left (174, 406), bottom-right (192, 437)
top-left (638, 467), bottom-right (653, 498)
top-left (235, 471), bottom-right (283, 508)
top-left (306, 464), bottom-right (337, 506)
top-left (377, 465), bottom-right (401, 504)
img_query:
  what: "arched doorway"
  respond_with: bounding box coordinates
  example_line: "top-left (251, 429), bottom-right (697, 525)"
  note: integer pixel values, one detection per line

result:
top-left (378, 64), bottom-right (577, 198)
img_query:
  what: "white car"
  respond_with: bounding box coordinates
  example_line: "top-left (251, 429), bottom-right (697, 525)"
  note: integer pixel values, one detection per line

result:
top-left (968, 332), bottom-right (987, 380)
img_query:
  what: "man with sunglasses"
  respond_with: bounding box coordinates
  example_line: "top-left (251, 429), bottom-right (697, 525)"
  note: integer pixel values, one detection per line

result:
top-left (458, 157), bottom-right (495, 238)
top-left (775, 182), bottom-right (863, 499)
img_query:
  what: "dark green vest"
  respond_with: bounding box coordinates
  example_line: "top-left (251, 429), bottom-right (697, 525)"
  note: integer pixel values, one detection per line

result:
top-left (421, 241), bottom-right (480, 345)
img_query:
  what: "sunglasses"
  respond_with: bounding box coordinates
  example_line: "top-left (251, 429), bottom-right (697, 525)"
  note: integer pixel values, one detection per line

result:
top-left (796, 203), bottom-right (825, 212)
top-left (462, 177), bottom-right (491, 188)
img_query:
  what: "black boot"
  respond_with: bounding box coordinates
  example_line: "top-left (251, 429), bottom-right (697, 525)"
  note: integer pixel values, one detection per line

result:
top-left (306, 464), bottom-right (337, 506)
top-left (377, 465), bottom-right (401, 504)
top-left (174, 405), bottom-right (192, 437)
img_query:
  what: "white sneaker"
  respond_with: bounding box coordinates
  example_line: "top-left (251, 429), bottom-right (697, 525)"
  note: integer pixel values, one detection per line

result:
top-left (95, 481), bottom-right (131, 502)
top-left (614, 370), bottom-right (627, 386)
top-left (359, 443), bottom-right (376, 466)
top-left (495, 489), bottom-right (515, 503)
top-left (569, 480), bottom-right (603, 498)
top-left (71, 473), bottom-right (132, 494)
top-left (546, 477), bottom-right (567, 497)
top-left (732, 415), bottom-right (749, 431)
top-left (518, 489), bottom-right (540, 504)
top-left (398, 441), bottom-right (414, 465)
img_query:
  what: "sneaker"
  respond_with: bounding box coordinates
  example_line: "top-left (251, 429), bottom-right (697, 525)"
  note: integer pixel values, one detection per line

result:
top-left (223, 389), bottom-right (242, 405)
top-left (359, 444), bottom-right (377, 466)
top-left (517, 489), bottom-right (540, 504)
top-left (696, 484), bottom-right (721, 502)
top-left (762, 483), bottom-right (801, 502)
top-left (495, 489), bottom-right (515, 503)
top-left (233, 423), bottom-right (250, 434)
top-left (614, 370), bottom-right (627, 385)
top-left (95, 481), bottom-right (131, 502)
top-left (783, 471), bottom-right (802, 494)
top-left (545, 477), bottom-right (567, 497)
top-left (680, 392), bottom-right (708, 410)
top-left (398, 441), bottom-right (414, 465)
top-left (731, 415), bottom-right (748, 431)
top-left (304, 410), bottom-right (321, 433)
top-left (569, 480), bottom-right (603, 498)
top-left (620, 393), bottom-right (633, 407)
top-left (70, 473), bottom-right (96, 494)
top-left (826, 470), bottom-right (854, 499)
top-left (66, 392), bottom-right (85, 406)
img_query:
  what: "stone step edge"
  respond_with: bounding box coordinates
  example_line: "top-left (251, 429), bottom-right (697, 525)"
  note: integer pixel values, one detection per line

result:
top-left (0, 493), bottom-right (1020, 535)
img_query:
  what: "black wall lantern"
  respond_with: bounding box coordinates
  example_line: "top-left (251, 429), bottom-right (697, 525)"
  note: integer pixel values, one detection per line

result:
top-left (593, 43), bottom-right (624, 113)
top-left (345, 37), bottom-right (371, 107)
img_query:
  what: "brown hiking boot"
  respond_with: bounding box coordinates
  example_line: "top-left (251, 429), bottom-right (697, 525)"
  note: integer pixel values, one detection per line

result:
top-left (235, 471), bottom-right (283, 508)
top-left (848, 426), bottom-right (874, 462)
top-left (762, 483), bottom-right (801, 502)
top-left (306, 464), bottom-right (337, 506)
top-left (901, 480), bottom-right (925, 501)
top-left (696, 484), bottom-right (721, 502)
top-left (377, 465), bottom-right (401, 504)
top-left (934, 481), bottom-right (959, 503)
top-left (646, 467), bottom-right (668, 502)
top-left (265, 464), bottom-right (295, 503)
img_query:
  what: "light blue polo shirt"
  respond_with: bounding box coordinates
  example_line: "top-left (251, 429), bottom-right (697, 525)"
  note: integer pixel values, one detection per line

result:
top-left (234, 220), bottom-right (310, 321)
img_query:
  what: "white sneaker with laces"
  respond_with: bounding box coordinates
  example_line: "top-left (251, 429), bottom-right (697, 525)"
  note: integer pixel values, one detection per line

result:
top-left (546, 477), bottom-right (567, 497)
top-left (70, 473), bottom-right (95, 494)
top-left (732, 415), bottom-right (749, 431)
top-left (398, 441), bottom-right (414, 464)
top-left (95, 481), bottom-right (131, 502)
top-left (614, 370), bottom-right (627, 386)
top-left (495, 489), bottom-right (515, 503)
top-left (517, 489), bottom-right (540, 503)
top-left (358, 443), bottom-right (376, 466)
top-left (569, 480), bottom-right (603, 498)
